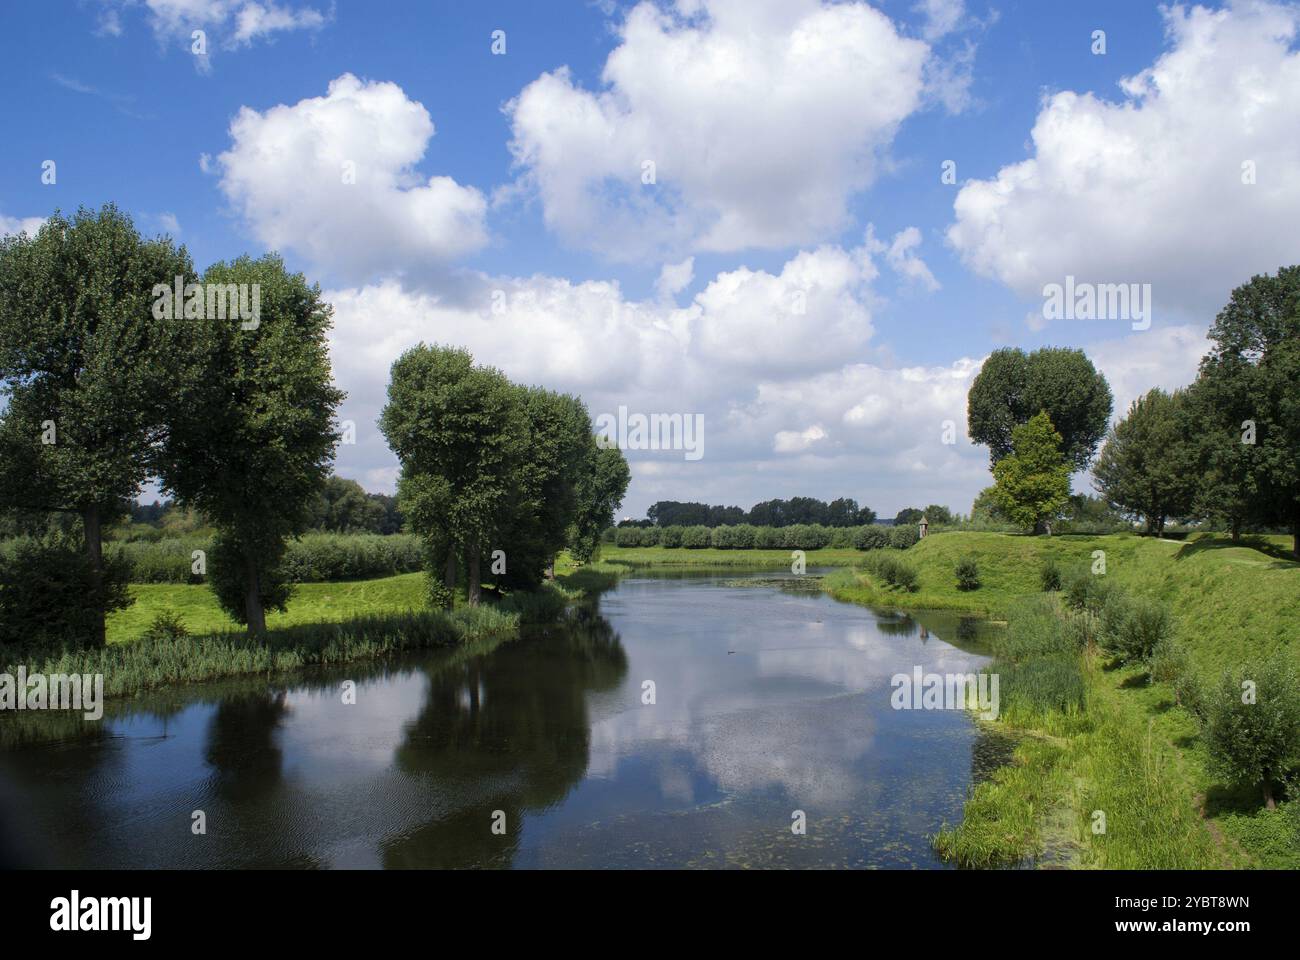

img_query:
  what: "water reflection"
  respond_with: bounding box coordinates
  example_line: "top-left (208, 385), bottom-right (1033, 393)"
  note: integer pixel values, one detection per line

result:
top-left (1, 571), bottom-right (992, 869)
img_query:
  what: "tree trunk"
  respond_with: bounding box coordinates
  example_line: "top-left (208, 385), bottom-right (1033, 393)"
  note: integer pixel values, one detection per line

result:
top-left (1293, 514), bottom-right (1299, 559)
top-left (443, 550), bottom-right (457, 610)
top-left (82, 505), bottom-right (106, 648)
top-left (1231, 517), bottom-right (1241, 542)
top-left (1263, 777), bottom-right (1276, 811)
top-left (468, 545), bottom-right (481, 607)
top-left (244, 554), bottom-right (267, 635)
top-left (546, 557), bottom-right (556, 580)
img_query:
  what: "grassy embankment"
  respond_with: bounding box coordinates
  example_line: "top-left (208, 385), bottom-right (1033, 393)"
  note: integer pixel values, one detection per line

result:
top-left (5, 556), bottom-right (622, 702)
top-left (823, 531), bottom-right (1300, 869)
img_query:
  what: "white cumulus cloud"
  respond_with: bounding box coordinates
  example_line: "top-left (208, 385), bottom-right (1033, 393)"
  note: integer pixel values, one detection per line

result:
top-left (214, 74), bottom-right (489, 283)
top-left (947, 0), bottom-right (1300, 322)
top-left (506, 0), bottom-right (952, 260)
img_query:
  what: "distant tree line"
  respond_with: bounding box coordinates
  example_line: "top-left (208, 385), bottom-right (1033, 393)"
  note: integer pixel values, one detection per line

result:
top-left (127, 478), bottom-right (405, 536)
top-left (640, 497), bottom-right (877, 528)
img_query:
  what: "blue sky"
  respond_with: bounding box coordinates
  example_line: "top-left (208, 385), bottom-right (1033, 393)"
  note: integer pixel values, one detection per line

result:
top-left (2, 1), bottom-right (1297, 518)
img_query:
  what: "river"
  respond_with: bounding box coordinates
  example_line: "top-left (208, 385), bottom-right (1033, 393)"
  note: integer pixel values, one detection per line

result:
top-left (0, 569), bottom-right (997, 868)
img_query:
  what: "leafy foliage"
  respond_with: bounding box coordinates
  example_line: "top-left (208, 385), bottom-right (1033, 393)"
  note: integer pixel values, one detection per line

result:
top-left (967, 346), bottom-right (1112, 470)
top-left (990, 412), bottom-right (1072, 533)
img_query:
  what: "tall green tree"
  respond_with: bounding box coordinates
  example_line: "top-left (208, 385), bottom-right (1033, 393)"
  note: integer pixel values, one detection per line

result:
top-left (569, 444), bottom-right (631, 563)
top-left (1194, 267), bottom-right (1300, 554)
top-left (991, 411), bottom-right (1072, 535)
top-left (0, 205), bottom-right (193, 646)
top-left (1092, 388), bottom-right (1197, 536)
top-left (968, 347), bottom-right (1113, 470)
top-left (380, 346), bottom-right (527, 608)
top-left (158, 254), bottom-right (343, 633)
top-left (494, 387), bottom-right (593, 589)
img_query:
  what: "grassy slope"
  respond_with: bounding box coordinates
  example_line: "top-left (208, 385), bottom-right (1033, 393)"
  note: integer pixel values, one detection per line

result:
top-left (827, 531), bottom-right (1300, 869)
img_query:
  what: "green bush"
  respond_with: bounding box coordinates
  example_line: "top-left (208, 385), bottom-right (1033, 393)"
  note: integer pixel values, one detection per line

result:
top-left (863, 552), bottom-right (919, 591)
top-left (1149, 635), bottom-right (1188, 685)
top-left (1063, 568), bottom-right (1116, 614)
top-left (731, 524), bottom-right (756, 548)
top-left (615, 526), bottom-right (642, 547)
top-left (143, 610), bottom-right (189, 642)
top-left (639, 526), bottom-right (661, 547)
top-left (113, 533), bottom-right (425, 583)
top-left (1203, 657), bottom-right (1300, 808)
top-left (710, 525), bottom-right (739, 548)
top-left (754, 526), bottom-right (783, 548)
top-left (0, 533), bottom-right (132, 651)
top-left (889, 525), bottom-right (920, 549)
top-left (1099, 593), bottom-right (1172, 664)
top-left (853, 525), bottom-right (890, 550)
top-left (681, 525), bottom-right (712, 548)
top-left (659, 525), bottom-right (683, 548)
top-left (1039, 557), bottom-right (1062, 592)
top-left (955, 555), bottom-right (981, 591)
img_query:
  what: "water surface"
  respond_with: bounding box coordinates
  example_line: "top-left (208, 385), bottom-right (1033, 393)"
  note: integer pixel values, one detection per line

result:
top-left (0, 570), bottom-right (993, 869)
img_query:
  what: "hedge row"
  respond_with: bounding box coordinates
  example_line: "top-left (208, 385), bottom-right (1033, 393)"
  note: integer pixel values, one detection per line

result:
top-left (107, 533), bottom-right (425, 583)
top-left (613, 523), bottom-right (919, 551)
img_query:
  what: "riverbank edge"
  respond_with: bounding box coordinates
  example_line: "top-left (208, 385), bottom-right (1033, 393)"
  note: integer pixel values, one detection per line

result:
top-left (2, 562), bottom-right (623, 710)
top-left (819, 546), bottom-right (1264, 870)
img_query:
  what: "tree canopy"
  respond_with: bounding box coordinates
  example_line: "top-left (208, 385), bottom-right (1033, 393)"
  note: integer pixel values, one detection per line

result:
top-left (968, 347), bottom-right (1113, 471)
top-left (990, 412), bottom-right (1072, 534)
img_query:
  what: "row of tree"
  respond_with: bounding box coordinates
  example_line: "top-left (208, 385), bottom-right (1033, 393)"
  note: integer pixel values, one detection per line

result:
top-left (642, 497), bottom-right (877, 528)
top-left (128, 480), bottom-right (404, 537)
top-left (0, 205), bottom-right (342, 642)
top-left (379, 345), bottom-right (629, 607)
top-left (1094, 270), bottom-right (1299, 548)
top-left (965, 269), bottom-right (1299, 553)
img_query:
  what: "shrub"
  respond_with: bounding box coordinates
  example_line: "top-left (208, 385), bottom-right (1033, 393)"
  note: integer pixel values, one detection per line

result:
top-left (0, 533), bottom-right (132, 651)
top-left (889, 525), bottom-right (920, 549)
top-left (853, 525), bottom-right (890, 551)
top-left (1063, 568), bottom-right (1116, 614)
top-left (143, 610), bottom-right (189, 642)
top-left (1148, 635), bottom-right (1188, 686)
top-left (639, 526), bottom-right (661, 547)
top-left (863, 552), bottom-right (919, 592)
top-left (955, 556), bottom-right (981, 591)
top-left (615, 527), bottom-right (642, 548)
top-left (754, 526), bottom-right (783, 548)
top-left (1203, 657), bottom-right (1300, 808)
top-left (1039, 558), bottom-right (1062, 592)
top-left (1100, 593), bottom-right (1172, 664)
top-left (711, 525), bottom-right (738, 549)
top-left (117, 533), bottom-right (425, 583)
top-left (731, 524), bottom-right (756, 549)
top-left (681, 525), bottom-right (712, 548)
top-left (659, 526), bottom-right (683, 548)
